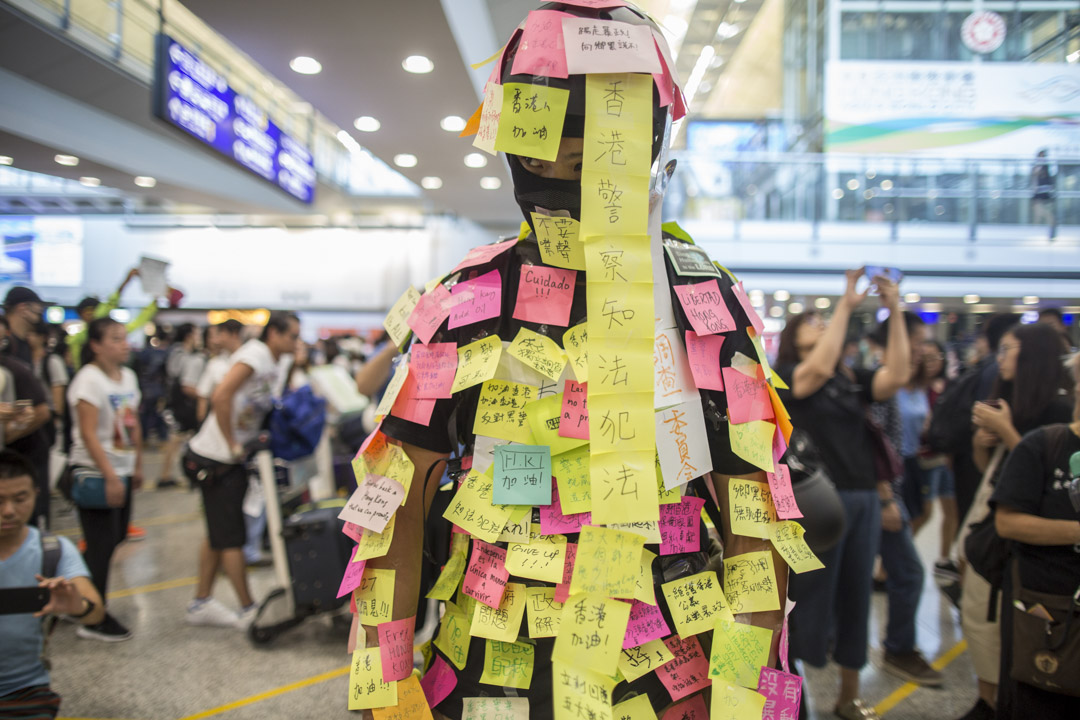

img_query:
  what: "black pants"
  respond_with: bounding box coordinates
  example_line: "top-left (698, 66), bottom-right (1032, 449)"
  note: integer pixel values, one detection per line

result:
top-left (77, 478), bottom-right (133, 599)
top-left (28, 446), bottom-right (50, 531)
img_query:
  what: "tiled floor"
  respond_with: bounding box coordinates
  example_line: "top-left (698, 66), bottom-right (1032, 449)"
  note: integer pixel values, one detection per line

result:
top-left (43, 451), bottom-right (978, 720)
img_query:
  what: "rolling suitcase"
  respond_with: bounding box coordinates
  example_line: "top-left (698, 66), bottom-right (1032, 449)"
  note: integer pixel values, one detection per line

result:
top-left (281, 499), bottom-right (352, 615)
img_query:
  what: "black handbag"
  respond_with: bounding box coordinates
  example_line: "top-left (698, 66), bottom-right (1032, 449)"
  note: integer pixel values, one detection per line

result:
top-left (1010, 558), bottom-right (1080, 697)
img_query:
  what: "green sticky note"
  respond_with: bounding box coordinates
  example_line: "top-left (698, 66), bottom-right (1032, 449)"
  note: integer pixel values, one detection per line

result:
top-left (492, 444), bottom-right (552, 506)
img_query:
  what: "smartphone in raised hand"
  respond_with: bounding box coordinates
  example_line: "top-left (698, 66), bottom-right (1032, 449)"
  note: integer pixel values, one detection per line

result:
top-left (0, 586), bottom-right (50, 615)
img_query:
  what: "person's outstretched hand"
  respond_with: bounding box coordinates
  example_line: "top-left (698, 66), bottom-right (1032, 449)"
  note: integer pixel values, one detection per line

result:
top-left (840, 268), bottom-right (870, 310)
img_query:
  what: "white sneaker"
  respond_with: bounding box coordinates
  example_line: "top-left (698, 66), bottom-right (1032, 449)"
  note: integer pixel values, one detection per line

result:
top-left (235, 602), bottom-right (259, 630)
top-left (186, 597), bottom-right (240, 628)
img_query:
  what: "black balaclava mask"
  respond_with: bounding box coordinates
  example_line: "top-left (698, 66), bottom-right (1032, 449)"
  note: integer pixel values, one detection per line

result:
top-left (507, 113), bottom-right (584, 228)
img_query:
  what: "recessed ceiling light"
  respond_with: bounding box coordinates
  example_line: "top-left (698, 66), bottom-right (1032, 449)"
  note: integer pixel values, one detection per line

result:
top-left (480, 176), bottom-right (502, 190)
top-left (748, 289), bottom-right (765, 306)
top-left (54, 154), bottom-right (79, 167)
top-left (289, 56), bottom-right (322, 75)
top-left (393, 154), bottom-right (418, 168)
top-left (814, 297), bottom-right (831, 309)
top-left (904, 292), bottom-right (921, 303)
top-left (1022, 295), bottom-right (1039, 305)
top-left (464, 153), bottom-right (488, 168)
top-left (353, 116), bottom-right (380, 132)
top-left (440, 115), bottom-right (466, 132)
top-left (421, 176), bottom-right (443, 190)
top-left (773, 290), bottom-right (790, 302)
top-left (134, 176), bottom-right (157, 188)
top-left (768, 306), bottom-right (784, 318)
top-left (79, 176), bottom-right (101, 187)
top-left (963, 294), bottom-right (980, 304)
top-left (788, 302), bottom-right (805, 314)
top-left (0, 156), bottom-right (12, 166)
top-left (402, 55), bottom-right (434, 74)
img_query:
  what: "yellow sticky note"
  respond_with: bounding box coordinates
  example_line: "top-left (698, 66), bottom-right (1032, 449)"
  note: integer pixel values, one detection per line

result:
top-left (552, 444), bottom-right (591, 514)
top-left (587, 390), bottom-right (655, 451)
top-left (348, 647), bottom-right (397, 710)
top-left (711, 680), bottom-right (767, 720)
top-left (728, 420), bottom-right (776, 473)
top-left (473, 379), bottom-right (537, 444)
top-left (553, 593), bottom-right (633, 676)
top-left (433, 602), bottom-right (470, 670)
top-left (371, 674), bottom-right (432, 720)
top-left (580, 169), bottom-right (649, 239)
top-left (562, 322), bottom-right (589, 383)
top-left (355, 568), bottom-right (395, 626)
top-left (584, 74), bottom-right (654, 178)
top-left (508, 327), bottom-right (568, 381)
top-left (586, 282), bottom-right (655, 340)
top-left (586, 339), bottom-right (654, 397)
top-left (497, 505), bottom-right (532, 543)
top-left (657, 454), bottom-right (681, 505)
top-left (506, 534), bottom-right (567, 584)
top-left (525, 392), bottom-right (587, 456)
top-left (354, 514), bottom-right (395, 562)
top-left (443, 468), bottom-right (514, 544)
top-left (618, 638), bottom-right (676, 683)
top-left (525, 586), bottom-right (563, 638)
top-left (471, 581), bottom-right (527, 642)
top-left (748, 327), bottom-right (788, 390)
top-left (383, 286), bottom-right (420, 349)
top-left (583, 234), bottom-right (653, 284)
top-left (552, 660), bottom-right (617, 720)
top-left (724, 551), bottom-right (781, 614)
top-left (588, 449), bottom-right (661, 526)
top-left (768, 520), bottom-right (825, 574)
top-left (374, 361), bottom-right (409, 419)
top-left (479, 639), bottom-right (534, 690)
top-left (427, 550), bottom-right (467, 601)
top-left (635, 548), bottom-right (658, 606)
top-left (729, 478), bottom-right (779, 539)
top-left (451, 335), bottom-right (503, 394)
top-left (533, 213), bottom-right (585, 271)
top-left (570, 525), bottom-right (644, 598)
top-left (494, 82), bottom-right (570, 162)
top-left (709, 616), bottom-right (774, 689)
top-left (661, 570), bottom-right (733, 638)
top-left (613, 692), bottom-right (659, 719)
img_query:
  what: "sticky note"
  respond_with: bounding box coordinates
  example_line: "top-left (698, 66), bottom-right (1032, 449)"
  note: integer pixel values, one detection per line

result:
top-left (443, 470), bottom-right (514, 544)
top-left (732, 282), bottom-right (765, 335)
top-left (618, 638), bottom-right (675, 683)
top-left (493, 82), bottom-right (569, 162)
top-left (524, 392), bottom-right (587, 456)
top-left (478, 639), bottom-right (534, 690)
top-left (562, 18), bottom-right (661, 74)
top-left (389, 367), bottom-right (436, 426)
top-left (608, 520), bottom-right (661, 544)
top-left (539, 488), bottom-right (590, 535)
top-left (513, 265), bottom-right (577, 327)
top-left (711, 681), bottom-right (767, 720)
top-left (506, 533), bottom-right (566, 583)
top-left (749, 327), bottom-right (786, 390)
top-left (757, 667), bottom-right (803, 720)
top-left (383, 286), bottom-right (421, 348)
top-left (586, 284), bottom-right (654, 340)
top-left (533, 213), bottom-right (585, 271)
top-left (449, 269), bottom-right (502, 330)
top-left (377, 616), bottom-right (415, 682)
top-left (655, 400), bottom-right (711, 490)
top-left (709, 616), bottom-right (773, 689)
top-left (374, 361), bottom-right (409, 419)
top-left (558, 379), bottom-right (589, 439)
top-left (507, 327), bottom-right (568, 381)
top-left (471, 580), bottom-right (527, 643)
top-left (623, 599), bottom-right (671, 649)
top-left (588, 449), bottom-right (661, 525)
top-left (411, 342), bottom-right (458, 399)
top-left (452, 238), bottom-right (517, 274)
top-left (553, 593), bottom-right (632, 676)
top-left (353, 515), bottom-right (395, 562)
top-left (473, 82), bottom-right (504, 155)
top-left (337, 556), bottom-right (366, 598)
top-left (372, 675), bottom-right (432, 720)
top-left (355, 568), bottom-right (394, 626)
top-left (433, 604), bottom-right (470, 670)
top-left (462, 697), bottom-right (529, 719)
top-left (674, 279), bottom-right (737, 336)
top-left (724, 551), bottom-right (781, 614)
top-left (729, 420), bottom-right (776, 473)
top-left (339, 474), bottom-right (405, 533)
top-left (420, 655), bottom-right (457, 708)
top-left (635, 548), bottom-right (657, 606)
top-left (768, 520), bottom-right (824, 574)
top-left (613, 692), bottom-right (660, 719)
top-left (584, 234), bottom-right (653, 283)
top-left (491, 444), bottom-right (552, 506)
top-left (562, 322), bottom-right (589, 382)
top-left (662, 695), bottom-right (709, 720)
top-left (473, 380), bottom-right (537, 444)
top-left (552, 661), bottom-right (616, 720)
top-left (427, 551), bottom-right (467, 601)
top-left (588, 391), bottom-right (655, 451)
top-left (407, 283), bottom-right (454, 345)
top-left (463, 540), bottom-right (510, 609)
top-left (685, 330), bottom-right (726, 391)
top-left (570, 525), bottom-right (644, 598)
top-left (552, 444), bottom-right (591, 514)
top-left (497, 507), bottom-right (531, 544)
top-left (656, 634), bottom-right (712, 702)
top-left (554, 542), bottom-right (577, 603)
top-left (348, 647), bottom-right (397, 710)
top-left (662, 570), bottom-right (733, 638)
top-left (451, 335), bottom-right (502, 394)
top-left (654, 327), bottom-right (699, 408)
top-left (729, 479), bottom-right (779, 539)
top-left (659, 495), bottom-right (707, 556)
top-left (512, 9), bottom-right (570, 77)
top-left (525, 586), bottom-right (564, 638)
top-left (722, 366), bottom-right (775, 425)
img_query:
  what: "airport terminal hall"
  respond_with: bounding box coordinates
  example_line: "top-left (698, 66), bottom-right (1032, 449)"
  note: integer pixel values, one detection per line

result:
top-left (2, 0), bottom-right (1080, 719)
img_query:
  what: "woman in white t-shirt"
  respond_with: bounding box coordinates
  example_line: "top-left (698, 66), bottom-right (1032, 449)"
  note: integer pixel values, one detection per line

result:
top-left (67, 317), bottom-right (142, 642)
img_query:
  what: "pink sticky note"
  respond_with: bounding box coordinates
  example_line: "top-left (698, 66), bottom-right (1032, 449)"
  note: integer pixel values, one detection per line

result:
top-left (652, 38), bottom-right (674, 109)
top-left (733, 282), bottom-right (765, 335)
top-left (558, 380), bottom-right (589, 440)
top-left (562, 18), bottom-right (661, 75)
top-left (662, 694), bottom-right (708, 720)
top-left (347, 612), bottom-right (360, 654)
top-left (721, 366), bottom-right (775, 424)
top-left (338, 474), bottom-right (405, 533)
top-left (342, 522), bottom-right (364, 543)
top-left (358, 424), bottom-right (386, 457)
top-left (659, 495), bottom-right (707, 556)
top-left (758, 667), bottom-right (803, 720)
top-left (407, 284), bottom-right (454, 345)
top-left (463, 540), bottom-right (510, 609)
top-left (512, 265), bottom-right (576, 327)
top-left (623, 600), bottom-right (671, 649)
top-left (511, 10), bottom-right (571, 79)
top-left (768, 464), bottom-right (802, 521)
top-left (657, 635), bottom-right (712, 701)
top-left (448, 269), bottom-right (502, 330)
top-left (378, 616), bottom-right (416, 682)
top-left (672, 81), bottom-right (687, 122)
top-left (420, 656), bottom-right (458, 708)
top-left (539, 487), bottom-right (591, 535)
top-left (554, 542), bottom-right (578, 604)
top-left (451, 239), bottom-right (517, 274)
top-left (674, 280), bottom-right (737, 336)
top-left (412, 342), bottom-right (458, 399)
top-left (337, 556), bottom-right (366, 598)
top-left (685, 330), bottom-right (725, 392)
top-left (389, 369), bottom-right (436, 426)
top-left (556, 0), bottom-right (628, 8)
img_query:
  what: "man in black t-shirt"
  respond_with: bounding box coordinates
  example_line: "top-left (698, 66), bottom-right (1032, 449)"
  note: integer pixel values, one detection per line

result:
top-left (0, 318), bottom-right (51, 528)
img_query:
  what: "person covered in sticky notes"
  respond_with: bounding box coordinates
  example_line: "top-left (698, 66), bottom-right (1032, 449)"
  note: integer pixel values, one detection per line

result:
top-left (343, 3), bottom-right (824, 718)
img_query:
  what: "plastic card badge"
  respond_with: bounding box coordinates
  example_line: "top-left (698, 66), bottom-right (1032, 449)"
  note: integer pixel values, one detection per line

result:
top-left (562, 17), bottom-right (661, 75)
top-left (493, 83), bottom-right (569, 162)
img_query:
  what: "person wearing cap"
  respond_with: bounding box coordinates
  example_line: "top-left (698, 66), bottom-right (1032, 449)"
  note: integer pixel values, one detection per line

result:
top-left (66, 267), bottom-right (161, 372)
top-left (3, 286), bottom-right (46, 368)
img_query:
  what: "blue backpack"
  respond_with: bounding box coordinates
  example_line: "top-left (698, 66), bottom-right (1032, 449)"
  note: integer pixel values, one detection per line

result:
top-left (269, 385), bottom-right (328, 461)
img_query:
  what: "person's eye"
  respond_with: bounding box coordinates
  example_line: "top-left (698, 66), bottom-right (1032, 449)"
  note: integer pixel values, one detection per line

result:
top-left (573, 162), bottom-right (582, 173)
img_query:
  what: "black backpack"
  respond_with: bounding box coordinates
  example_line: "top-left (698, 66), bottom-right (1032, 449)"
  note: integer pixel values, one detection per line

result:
top-left (925, 365), bottom-right (985, 454)
top-left (39, 532), bottom-right (62, 668)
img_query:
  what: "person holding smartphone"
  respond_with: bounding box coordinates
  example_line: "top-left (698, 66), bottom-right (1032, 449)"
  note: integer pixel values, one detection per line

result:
top-left (1, 449), bottom-right (105, 719)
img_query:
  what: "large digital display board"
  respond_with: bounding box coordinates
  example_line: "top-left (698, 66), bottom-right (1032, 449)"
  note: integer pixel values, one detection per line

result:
top-left (152, 34), bottom-right (316, 203)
